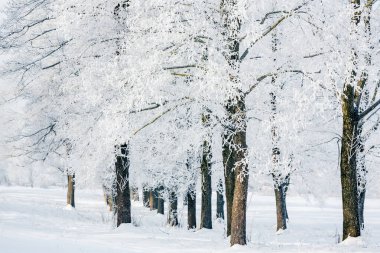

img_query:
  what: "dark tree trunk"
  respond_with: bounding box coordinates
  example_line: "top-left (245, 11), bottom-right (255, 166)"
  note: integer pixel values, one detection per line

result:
top-left (157, 197), bottom-right (165, 215)
top-left (115, 144), bottom-right (132, 227)
top-left (223, 132), bottom-right (235, 236)
top-left (153, 189), bottom-right (159, 209)
top-left (201, 139), bottom-right (212, 229)
top-left (183, 194), bottom-right (188, 206)
top-left (216, 179), bottom-right (225, 219)
top-left (274, 184), bottom-right (288, 231)
top-left (143, 187), bottom-right (150, 208)
top-left (358, 189), bottom-right (365, 229)
top-left (187, 184), bottom-right (197, 229)
top-left (357, 127), bottom-right (367, 230)
top-left (340, 84), bottom-right (361, 239)
top-left (168, 191), bottom-right (178, 226)
top-left (157, 186), bottom-right (165, 215)
top-left (67, 174), bottom-right (75, 208)
top-left (338, 0), bottom-right (366, 240)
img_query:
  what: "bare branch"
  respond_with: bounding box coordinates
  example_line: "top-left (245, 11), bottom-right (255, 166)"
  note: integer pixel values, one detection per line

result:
top-left (258, 11), bottom-right (288, 25)
top-left (132, 100), bottom-right (194, 136)
top-left (163, 64), bottom-right (197, 70)
top-left (244, 69), bottom-right (320, 96)
top-left (358, 98), bottom-right (380, 122)
top-left (240, 0), bottom-right (313, 61)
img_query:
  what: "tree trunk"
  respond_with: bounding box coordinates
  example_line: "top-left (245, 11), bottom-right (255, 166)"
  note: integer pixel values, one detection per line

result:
top-left (357, 126), bottom-right (367, 230)
top-left (269, 56), bottom-right (290, 231)
top-left (115, 144), bottom-right (132, 227)
top-left (340, 86), bottom-right (361, 239)
top-left (168, 191), bottom-right (178, 226)
top-left (358, 189), bottom-right (365, 229)
top-left (67, 174), bottom-right (75, 208)
top-left (223, 132), bottom-right (235, 236)
top-left (153, 189), bottom-right (159, 209)
top-left (221, 0), bottom-right (249, 245)
top-left (338, 0), bottom-right (375, 240)
top-left (355, 3), bottom-right (372, 230)
top-left (157, 186), bottom-right (165, 215)
top-left (103, 185), bottom-right (114, 211)
top-left (157, 197), bottom-right (165, 215)
top-left (274, 184), bottom-right (288, 231)
top-left (143, 187), bottom-right (150, 208)
top-left (149, 191), bottom-right (157, 211)
top-left (216, 179), bottom-right (225, 219)
top-left (187, 184), bottom-right (197, 229)
top-left (339, 1), bottom-right (361, 238)
top-left (201, 139), bottom-right (212, 229)
top-left (229, 102), bottom-right (249, 245)
top-left (183, 194), bottom-right (188, 206)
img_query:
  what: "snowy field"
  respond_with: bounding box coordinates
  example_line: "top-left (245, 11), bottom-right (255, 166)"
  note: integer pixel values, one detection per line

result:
top-left (0, 187), bottom-right (379, 253)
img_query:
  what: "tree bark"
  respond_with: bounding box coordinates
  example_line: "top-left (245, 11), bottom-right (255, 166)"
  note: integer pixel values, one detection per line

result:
top-left (153, 189), bottom-right (159, 209)
top-left (274, 183), bottom-right (288, 231)
top-left (229, 99), bottom-right (249, 245)
top-left (340, 82), bottom-right (361, 239)
top-left (143, 187), bottom-right (150, 208)
top-left (357, 126), bottom-right (367, 230)
top-left (157, 197), bottom-right (164, 215)
top-left (358, 189), bottom-right (366, 229)
top-left (187, 184), bottom-right (197, 229)
top-left (67, 174), bottom-right (75, 208)
top-left (201, 139), bottom-right (212, 229)
top-left (339, 0), bottom-right (362, 240)
top-left (223, 132), bottom-right (235, 236)
top-left (168, 191), bottom-right (178, 226)
top-left (115, 143), bottom-right (132, 227)
top-left (149, 190), bottom-right (158, 211)
top-left (157, 186), bottom-right (165, 215)
top-left (216, 179), bottom-right (225, 219)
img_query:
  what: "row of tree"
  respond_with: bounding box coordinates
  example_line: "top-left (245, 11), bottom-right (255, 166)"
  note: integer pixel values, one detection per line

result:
top-left (1, 0), bottom-right (380, 246)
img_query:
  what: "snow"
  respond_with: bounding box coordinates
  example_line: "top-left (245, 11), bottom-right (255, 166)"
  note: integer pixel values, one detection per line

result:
top-left (339, 236), bottom-right (366, 247)
top-left (64, 204), bottom-right (75, 211)
top-left (374, 1), bottom-right (380, 11)
top-left (0, 187), bottom-right (379, 253)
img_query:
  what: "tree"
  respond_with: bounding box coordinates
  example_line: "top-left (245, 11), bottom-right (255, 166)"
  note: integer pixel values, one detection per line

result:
top-left (216, 179), bottom-right (225, 219)
top-left (200, 114), bottom-right (213, 229)
top-left (168, 191), bottom-right (179, 226)
top-left (115, 144), bottom-right (131, 226)
top-left (187, 183), bottom-right (197, 229)
top-left (339, 0), bottom-right (379, 239)
top-left (67, 174), bottom-right (75, 208)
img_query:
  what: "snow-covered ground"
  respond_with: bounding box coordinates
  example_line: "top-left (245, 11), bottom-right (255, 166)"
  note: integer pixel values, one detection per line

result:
top-left (0, 186), bottom-right (379, 253)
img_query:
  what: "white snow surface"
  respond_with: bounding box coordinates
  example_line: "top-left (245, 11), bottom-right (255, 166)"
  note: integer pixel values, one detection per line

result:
top-left (0, 186), bottom-right (379, 253)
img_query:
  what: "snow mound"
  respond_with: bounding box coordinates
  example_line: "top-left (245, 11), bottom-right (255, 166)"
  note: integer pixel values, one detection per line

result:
top-left (64, 204), bottom-right (75, 211)
top-left (228, 244), bottom-right (249, 252)
top-left (340, 236), bottom-right (366, 247)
